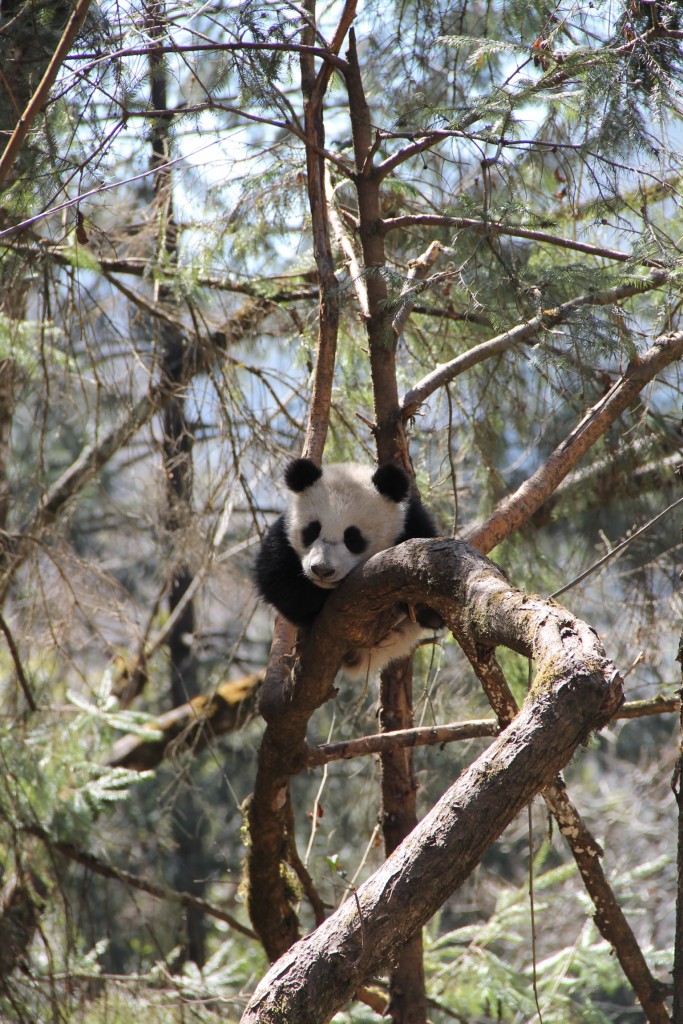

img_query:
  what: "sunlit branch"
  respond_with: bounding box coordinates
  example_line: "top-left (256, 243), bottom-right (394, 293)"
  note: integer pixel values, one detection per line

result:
top-left (400, 271), bottom-right (668, 417)
top-left (384, 213), bottom-right (667, 267)
top-left (467, 328), bottom-right (683, 553)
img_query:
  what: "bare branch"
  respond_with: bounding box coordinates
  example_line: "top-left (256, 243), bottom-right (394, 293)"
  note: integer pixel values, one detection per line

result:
top-left (400, 271), bottom-right (668, 418)
top-left (0, 299), bottom-right (270, 603)
top-left (25, 824), bottom-right (255, 939)
top-left (383, 214), bottom-right (668, 268)
top-left (467, 329), bottom-right (683, 554)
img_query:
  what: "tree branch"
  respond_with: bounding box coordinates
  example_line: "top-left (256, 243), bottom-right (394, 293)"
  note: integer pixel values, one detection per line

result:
top-left (383, 213), bottom-right (667, 268)
top-left (467, 329), bottom-right (683, 553)
top-left (400, 271), bottom-right (668, 418)
top-left (24, 824), bottom-right (255, 939)
top-left (245, 538), bottom-right (622, 961)
top-left (0, 0), bottom-right (93, 189)
top-left (240, 546), bottom-right (622, 1021)
top-left (0, 299), bottom-right (270, 603)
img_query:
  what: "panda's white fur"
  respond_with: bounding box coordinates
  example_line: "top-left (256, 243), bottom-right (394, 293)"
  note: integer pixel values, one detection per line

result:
top-left (286, 463), bottom-right (407, 590)
top-left (254, 458), bottom-right (440, 679)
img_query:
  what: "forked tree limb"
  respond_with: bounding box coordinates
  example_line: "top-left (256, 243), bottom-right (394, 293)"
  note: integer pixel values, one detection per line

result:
top-left (244, 538), bottom-right (623, 967)
top-left (241, 541), bottom-right (622, 1023)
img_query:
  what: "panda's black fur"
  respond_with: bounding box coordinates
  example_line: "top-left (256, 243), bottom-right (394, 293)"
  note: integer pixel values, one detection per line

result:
top-left (255, 458), bottom-right (440, 676)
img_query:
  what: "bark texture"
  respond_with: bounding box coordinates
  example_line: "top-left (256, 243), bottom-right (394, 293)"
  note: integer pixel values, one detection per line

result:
top-left (242, 538), bottom-right (623, 1017)
top-left (241, 591), bottom-right (622, 1023)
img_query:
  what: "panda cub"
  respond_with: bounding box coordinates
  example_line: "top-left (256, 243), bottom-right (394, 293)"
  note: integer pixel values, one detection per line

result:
top-left (255, 458), bottom-right (440, 678)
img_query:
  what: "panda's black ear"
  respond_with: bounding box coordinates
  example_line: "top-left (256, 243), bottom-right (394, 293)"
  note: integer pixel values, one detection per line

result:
top-left (372, 464), bottom-right (410, 503)
top-left (285, 458), bottom-right (323, 493)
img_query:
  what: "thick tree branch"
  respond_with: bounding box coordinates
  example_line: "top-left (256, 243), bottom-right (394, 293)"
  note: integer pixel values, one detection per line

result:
top-left (245, 539), bottom-right (622, 958)
top-left (240, 547), bottom-right (622, 1021)
top-left (456, 632), bottom-right (670, 1023)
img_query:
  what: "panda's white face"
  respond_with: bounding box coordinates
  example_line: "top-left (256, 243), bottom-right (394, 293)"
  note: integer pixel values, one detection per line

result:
top-left (286, 463), bottom-right (407, 589)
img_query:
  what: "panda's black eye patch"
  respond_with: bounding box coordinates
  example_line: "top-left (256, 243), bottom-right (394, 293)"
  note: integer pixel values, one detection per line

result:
top-left (344, 526), bottom-right (367, 554)
top-left (302, 520), bottom-right (321, 547)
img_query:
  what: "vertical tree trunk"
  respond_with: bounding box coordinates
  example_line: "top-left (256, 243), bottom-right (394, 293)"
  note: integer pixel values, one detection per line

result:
top-left (147, 2), bottom-right (203, 966)
top-left (379, 660), bottom-right (426, 1024)
top-left (345, 28), bottom-right (426, 1022)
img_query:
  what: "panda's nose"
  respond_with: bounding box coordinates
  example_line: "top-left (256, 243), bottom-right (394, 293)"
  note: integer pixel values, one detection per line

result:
top-left (310, 562), bottom-right (336, 581)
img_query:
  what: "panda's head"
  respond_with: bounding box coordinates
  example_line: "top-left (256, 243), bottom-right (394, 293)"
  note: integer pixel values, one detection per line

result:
top-left (284, 458), bottom-right (410, 589)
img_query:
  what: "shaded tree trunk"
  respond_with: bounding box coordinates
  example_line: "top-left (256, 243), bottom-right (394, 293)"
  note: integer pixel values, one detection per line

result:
top-left (148, 1), bottom-right (203, 967)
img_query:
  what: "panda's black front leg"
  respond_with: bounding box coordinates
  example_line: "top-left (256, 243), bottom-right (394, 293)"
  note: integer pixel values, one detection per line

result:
top-left (255, 515), bottom-right (329, 627)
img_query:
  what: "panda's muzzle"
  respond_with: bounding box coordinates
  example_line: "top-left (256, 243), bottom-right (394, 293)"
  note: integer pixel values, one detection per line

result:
top-left (308, 561), bottom-right (339, 585)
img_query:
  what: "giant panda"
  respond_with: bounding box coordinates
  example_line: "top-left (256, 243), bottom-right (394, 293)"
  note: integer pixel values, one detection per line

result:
top-left (255, 457), bottom-right (441, 678)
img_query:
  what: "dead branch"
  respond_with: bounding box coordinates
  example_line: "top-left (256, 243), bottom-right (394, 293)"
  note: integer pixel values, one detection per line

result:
top-left (383, 213), bottom-right (667, 269)
top-left (24, 824), bottom-right (255, 939)
top-left (105, 693), bottom-right (676, 774)
top-left (544, 776), bottom-right (670, 1023)
top-left (455, 636), bottom-right (670, 1024)
top-left (305, 718), bottom-right (500, 766)
top-left (391, 240), bottom-right (442, 338)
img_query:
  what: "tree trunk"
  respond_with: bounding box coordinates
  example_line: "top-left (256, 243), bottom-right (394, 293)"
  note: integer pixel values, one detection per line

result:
top-left (147, 1), bottom-right (202, 966)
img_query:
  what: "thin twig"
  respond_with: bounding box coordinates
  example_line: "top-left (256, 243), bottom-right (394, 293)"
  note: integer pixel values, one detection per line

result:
top-left (0, 613), bottom-right (37, 711)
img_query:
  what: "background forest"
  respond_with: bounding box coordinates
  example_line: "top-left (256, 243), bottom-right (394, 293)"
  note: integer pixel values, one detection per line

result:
top-left (1, 0), bottom-right (683, 1021)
